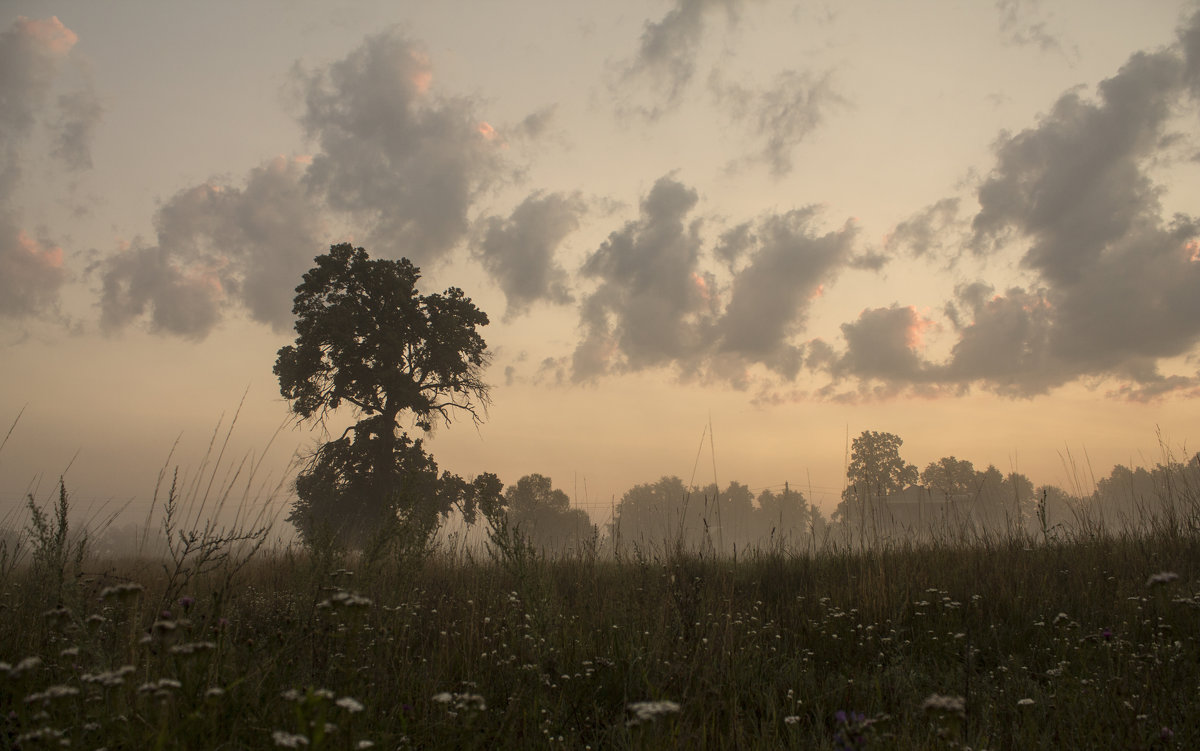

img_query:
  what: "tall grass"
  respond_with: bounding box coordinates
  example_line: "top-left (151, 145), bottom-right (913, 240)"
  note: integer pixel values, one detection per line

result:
top-left (2, 469), bottom-right (1199, 749)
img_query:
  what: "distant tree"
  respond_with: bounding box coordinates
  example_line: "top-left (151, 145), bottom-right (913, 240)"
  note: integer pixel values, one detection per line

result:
top-left (920, 456), bottom-right (977, 497)
top-left (501, 474), bottom-right (595, 555)
top-left (836, 431), bottom-right (917, 522)
top-left (275, 244), bottom-right (501, 548)
top-left (611, 476), bottom-right (700, 551)
top-left (755, 484), bottom-right (810, 538)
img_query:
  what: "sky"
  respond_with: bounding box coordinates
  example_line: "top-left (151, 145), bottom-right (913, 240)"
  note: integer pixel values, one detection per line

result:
top-left (3, 0), bottom-right (1200, 529)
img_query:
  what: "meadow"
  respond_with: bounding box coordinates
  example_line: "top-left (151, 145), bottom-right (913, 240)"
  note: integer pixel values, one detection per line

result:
top-left (1, 479), bottom-right (1198, 750)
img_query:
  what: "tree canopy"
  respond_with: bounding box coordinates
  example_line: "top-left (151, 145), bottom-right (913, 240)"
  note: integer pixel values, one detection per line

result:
top-left (275, 243), bottom-right (491, 433)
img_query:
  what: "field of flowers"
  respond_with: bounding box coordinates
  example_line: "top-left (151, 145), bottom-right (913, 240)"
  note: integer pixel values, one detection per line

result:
top-left (2, 488), bottom-right (1198, 749)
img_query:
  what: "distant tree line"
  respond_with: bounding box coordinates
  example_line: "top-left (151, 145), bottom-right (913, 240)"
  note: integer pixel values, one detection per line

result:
top-left (257, 245), bottom-right (1199, 559)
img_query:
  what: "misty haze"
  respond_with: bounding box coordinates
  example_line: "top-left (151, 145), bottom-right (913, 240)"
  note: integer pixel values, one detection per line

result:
top-left (4, 1), bottom-right (1200, 748)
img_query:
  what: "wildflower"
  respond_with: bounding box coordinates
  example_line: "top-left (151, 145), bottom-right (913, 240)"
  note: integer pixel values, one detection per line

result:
top-left (169, 641), bottom-right (216, 655)
top-left (25, 685), bottom-right (80, 703)
top-left (8, 656), bottom-right (42, 677)
top-left (43, 606), bottom-right (71, 624)
top-left (922, 694), bottom-right (965, 715)
top-left (1102, 628), bottom-right (1113, 641)
top-left (784, 715), bottom-right (801, 725)
top-left (356, 742), bottom-right (375, 749)
top-left (319, 591), bottom-right (374, 610)
top-left (272, 730), bottom-right (310, 748)
top-left (626, 700), bottom-right (681, 726)
top-left (99, 582), bottom-right (144, 601)
top-left (1017, 698), bottom-right (1035, 706)
top-left (1147, 571), bottom-right (1180, 587)
top-left (16, 727), bottom-right (66, 745)
top-left (336, 696), bottom-right (365, 713)
top-left (833, 710), bottom-right (870, 751)
top-left (206, 687), bottom-right (225, 698)
top-left (179, 595), bottom-right (196, 611)
top-left (82, 666), bottom-right (135, 687)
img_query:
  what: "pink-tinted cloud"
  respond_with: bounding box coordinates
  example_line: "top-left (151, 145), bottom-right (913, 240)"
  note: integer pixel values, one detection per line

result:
top-left (0, 222), bottom-right (68, 319)
top-left (14, 16), bottom-right (77, 56)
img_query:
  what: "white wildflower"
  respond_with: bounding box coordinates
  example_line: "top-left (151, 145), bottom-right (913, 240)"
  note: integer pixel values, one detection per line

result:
top-left (627, 700), bottom-right (681, 726)
top-left (100, 582), bottom-right (144, 601)
top-left (1017, 698), bottom-right (1035, 706)
top-left (1147, 571), bottom-right (1180, 587)
top-left (272, 730), bottom-right (310, 748)
top-left (336, 696), bottom-right (365, 713)
top-left (921, 694), bottom-right (965, 715)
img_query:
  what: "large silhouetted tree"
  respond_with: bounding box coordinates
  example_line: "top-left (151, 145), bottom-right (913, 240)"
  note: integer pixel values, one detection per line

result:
top-left (276, 243), bottom-right (500, 548)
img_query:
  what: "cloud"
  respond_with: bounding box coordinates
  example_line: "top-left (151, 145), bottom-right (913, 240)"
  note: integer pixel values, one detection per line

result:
top-left (885, 198), bottom-right (961, 261)
top-left (615, 0), bottom-right (746, 119)
top-left (832, 305), bottom-right (934, 385)
top-left (52, 84), bottom-right (104, 171)
top-left (573, 176), bottom-right (712, 379)
top-left (818, 17), bottom-right (1200, 400)
top-left (710, 68), bottom-right (843, 177)
top-left (572, 177), bottom-right (860, 388)
top-left (962, 32), bottom-right (1200, 395)
top-left (98, 156), bottom-right (325, 337)
top-left (0, 221), bottom-right (67, 319)
top-left (296, 28), bottom-right (507, 265)
top-left (474, 191), bottom-right (585, 319)
top-left (0, 16), bottom-right (94, 320)
top-left (0, 17), bottom-right (85, 194)
top-left (716, 207), bottom-right (856, 378)
top-left (994, 0), bottom-right (1066, 53)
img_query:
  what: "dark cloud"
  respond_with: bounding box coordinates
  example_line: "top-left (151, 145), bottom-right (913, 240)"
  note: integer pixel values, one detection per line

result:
top-left (474, 191), bottom-right (585, 319)
top-left (885, 198), bottom-right (961, 260)
top-left (98, 157), bottom-right (325, 337)
top-left (571, 178), bottom-right (860, 388)
top-left (52, 84), bottom-right (104, 171)
top-left (962, 34), bottom-right (1200, 396)
top-left (99, 242), bottom-right (222, 338)
top-left (573, 176), bottom-right (712, 379)
top-left (716, 208), bottom-right (856, 378)
top-left (819, 18), bottom-right (1200, 400)
top-left (99, 29), bottom-right (529, 339)
top-left (832, 305), bottom-right (933, 384)
top-left (616, 0), bottom-right (745, 119)
top-left (710, 68), bottom-right (842, 177)
top-left (296, 28), bottom-right (507, 265)
top-left (713, 221), bottom-right (754, 269)
top-left (940, 284), bottom-right (1058, 396)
